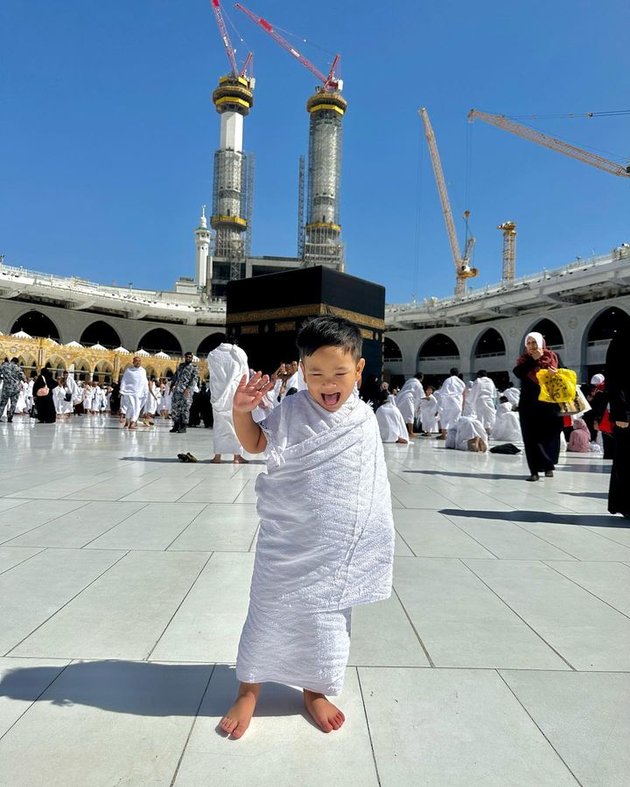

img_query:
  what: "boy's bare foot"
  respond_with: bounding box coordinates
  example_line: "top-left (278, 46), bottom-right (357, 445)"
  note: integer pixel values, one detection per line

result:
top-left (233, 455), bottom-right (249, 464)
top-left (211, 455), bottom-right (222, 464)
top-left (303, 689), bottom-right (345, 733)
top-left (219, 686), bottom-right (259, 739)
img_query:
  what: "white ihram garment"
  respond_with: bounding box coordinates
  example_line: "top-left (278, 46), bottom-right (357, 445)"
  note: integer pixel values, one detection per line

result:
top-left (119, 366), bottom-right (149, 422)
top-left (467, 376), bottom-right (497, 430)
top-left (446, 416), bottom-right (488, 451)
top-left (503, 387), bottom-right (520, 408)
top-left (236, 390), bottom-right (395, 695)
top-left (438, 375), bottom-right (466, 430)
top-left (395, 378), bottom-right (424, 424)
top-left (492, 402), bottom-right (522, 442)
top-left (376, 396), bottom-right (408, 442)
top-left (208, 343), bottom-right (249, 454)
top-left (419, 394), bottom-right (440, 433)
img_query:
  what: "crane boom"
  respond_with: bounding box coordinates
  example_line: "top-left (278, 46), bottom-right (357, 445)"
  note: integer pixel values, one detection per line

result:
top-left (419, 108), bottom-right (478, 297)
top-left (210, 0), bottom-right (239, 77)
top-left (235, 3), bottom-right (341, 90)
top-left (468, 109), bottom-right (630, 177)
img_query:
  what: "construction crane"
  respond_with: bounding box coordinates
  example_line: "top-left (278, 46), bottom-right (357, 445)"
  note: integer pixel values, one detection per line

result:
top-left (468, 109), bottom-right (630, 178)
top-left (234, 4), bottom-right (342, 91)
top-left (497, 221), bottom-right (517, 282)
top-left (236, 3), bottom-right (347, 269)
top-left (419, 108), bottom-right (478, 298)
top-left (210, 0), bottom-right (253, 79)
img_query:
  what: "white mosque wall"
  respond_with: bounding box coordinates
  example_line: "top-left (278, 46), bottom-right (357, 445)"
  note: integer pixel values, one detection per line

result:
top-left (385, 295), bottom-right (630, 383)
top-left (0, 300), bottom-right (224, 355)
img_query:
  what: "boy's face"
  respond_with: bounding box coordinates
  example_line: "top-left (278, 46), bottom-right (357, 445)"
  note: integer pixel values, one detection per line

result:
top-left (300, 346), bottom-right (365, 413)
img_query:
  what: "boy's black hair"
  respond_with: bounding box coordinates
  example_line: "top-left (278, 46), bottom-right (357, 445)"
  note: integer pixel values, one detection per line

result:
top-left (296, 315), bottom-right (362, 361)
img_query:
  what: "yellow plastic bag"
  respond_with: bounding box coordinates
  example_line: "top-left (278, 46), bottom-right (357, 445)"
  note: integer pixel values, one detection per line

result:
top-left (536, 368), bottom-right (577, 404)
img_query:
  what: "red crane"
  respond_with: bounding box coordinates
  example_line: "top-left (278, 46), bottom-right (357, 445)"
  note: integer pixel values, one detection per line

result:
top-left (235, 3), bottom-right (342, 91)
top-left (210, 0), bottom-right (253, 78)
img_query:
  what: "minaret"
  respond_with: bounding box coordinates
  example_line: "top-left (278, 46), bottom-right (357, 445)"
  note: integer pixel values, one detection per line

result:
top-left (195, 205), bottom-right (211, 288)
top-left (211, 75), bottom-right (254, 279)
top-left (303, 89), bottom-right (347, 269)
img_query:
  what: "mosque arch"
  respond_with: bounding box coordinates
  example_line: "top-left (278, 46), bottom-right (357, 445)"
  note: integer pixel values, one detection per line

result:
top-left (45, 355), bottom-right (67, 378)
top-left (584, 306), bottom-right (630, 345)
top-left (138, 328), bottom-right (182, 357)
top-left (582, 305), bottom-right (630, 377)
top-left (10, 310), bottom-right (60, 341)
top-left (523, 318), bottom-right (564, 350)
top-left (73, 358), bottom-right (93, 381)
top-left (80, 321), bottom-right (121, 349)
top-left (417, 333), bottom-right (460, 363)
top-left (383, 337), bottom-right (403, 363)
top-left (473, 328), bottom-right (506, 358)
top-left (197, 332), bottom-right (226, 356)
top-left (18, 353), bottom-right (37, 375)
top-left (94, 360), bottom-right (114, 384)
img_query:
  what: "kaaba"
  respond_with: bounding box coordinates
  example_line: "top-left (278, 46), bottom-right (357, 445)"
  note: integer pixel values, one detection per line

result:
top-left (226, 266), bottom-right (385, 379)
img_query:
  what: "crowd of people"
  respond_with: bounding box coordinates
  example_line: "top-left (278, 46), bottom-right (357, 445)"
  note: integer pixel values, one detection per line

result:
top-left (1, 314), bottom-right (628, 742)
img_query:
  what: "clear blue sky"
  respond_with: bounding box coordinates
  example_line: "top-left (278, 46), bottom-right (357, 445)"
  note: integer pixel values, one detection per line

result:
top-left (1, 0), bottom-right (628, 303)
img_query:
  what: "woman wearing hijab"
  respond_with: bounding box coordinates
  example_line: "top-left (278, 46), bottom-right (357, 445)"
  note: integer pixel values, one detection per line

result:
top-left (32, 368), bottom-right (58, 423)
top-left (605, 320), bottom-right (630, 519)
top-left (582, 373), bottom-right (613, 458)
top-left (513, 332), bottom-right (562, 481)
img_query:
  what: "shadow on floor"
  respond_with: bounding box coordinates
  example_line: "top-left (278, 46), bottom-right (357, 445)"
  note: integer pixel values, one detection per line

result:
top-left (405, 470), bottom-right (524, 481)
top-left (440, 508), bottom-right (628, 528)
top-left (0, 662), bottom-right (303, 718)
top-left (120, 456), bottom-right (181, 463)
top-left (561, 491), bottom-right (608, 500)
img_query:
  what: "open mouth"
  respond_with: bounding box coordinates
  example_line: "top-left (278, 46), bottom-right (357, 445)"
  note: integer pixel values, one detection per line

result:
top-left (322, 392), bottom-right (341, 407)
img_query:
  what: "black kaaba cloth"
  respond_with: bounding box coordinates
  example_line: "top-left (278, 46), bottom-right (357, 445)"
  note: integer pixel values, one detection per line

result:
top-left (226, 266), bottom-right (385, 378)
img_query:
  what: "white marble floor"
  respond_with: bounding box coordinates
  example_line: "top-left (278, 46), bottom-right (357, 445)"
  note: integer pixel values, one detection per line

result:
top-left (0, 415), bottom-right (628, 786)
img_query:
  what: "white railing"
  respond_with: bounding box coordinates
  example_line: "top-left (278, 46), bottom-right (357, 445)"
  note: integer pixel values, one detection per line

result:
top-left (386, 249), bottom-right (629, 315)
top-left (0, 263), bottom-right (226, 313)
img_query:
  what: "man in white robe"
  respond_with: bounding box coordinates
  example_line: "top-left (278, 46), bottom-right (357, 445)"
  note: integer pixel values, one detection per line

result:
top-left (492, 399), bottom-right (522, 442)
top-left (446, 415), bottom-right (488, 452)
top-left (502, 384), bottom-right (521, 409)
top-left (419, 386), bottom-right (440, 435)
top-left (376, 395), bottom-right (409, 443)
top-left (119, 357), bottom-right (149, 429)
top-left (466, 370), bottom-right (498, 433)
top-left (395, 373), bottom-right (424, 440)
top-left (438, 368), bottom-right (466, 439)
top-left (207, 340), bottom-right (249, 463)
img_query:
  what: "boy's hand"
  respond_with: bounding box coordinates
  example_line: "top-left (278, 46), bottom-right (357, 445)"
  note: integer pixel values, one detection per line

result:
top-left (233, 372), bottom-right (274, 413)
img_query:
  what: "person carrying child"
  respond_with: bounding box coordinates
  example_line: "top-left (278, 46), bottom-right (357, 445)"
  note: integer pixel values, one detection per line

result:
top-left (220, 315), bottom-right (395, 739)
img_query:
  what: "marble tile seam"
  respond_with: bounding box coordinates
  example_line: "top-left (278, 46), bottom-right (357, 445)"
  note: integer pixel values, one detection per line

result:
top-left (437, 514), bottom-right (502, 560)
top-left (169, 664), bottom-right (217, 787)
top-left (502, 519), bottom-right (584, 560)
top-left (0, 547), bottom-right (46, 576)
top-left (137, 505), bottom-right (209, 553)
top-left (33, 502), bottom-right (151, 550)
top-left (146, 552), bottom-right (216, 661)
top-left (392, 586), bottom-right (435, 668)
top-left (393, 528), bottom-right (417, 557)
top-left (2, 550), bottom-right (131, 659)
top-left (542, 562), bottom-right (630, 622)
top-left (0, 500), bottom-right (93, 547)
top-left (583, 525), bottom-right (630, 549)
top-left (495, 670), bottom-right (582, 785)
top-left (458, 559), bottom-right (577, 672)
top-left (355, 666), bottom-right (384, 787)
top-left (0, 661), bottom-right (73, 745)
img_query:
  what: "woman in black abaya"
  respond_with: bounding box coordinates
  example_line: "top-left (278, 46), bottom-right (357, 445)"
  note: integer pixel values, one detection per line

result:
top-left (605, 319), bottom-right (630, 519)
top-left (33, 369), bottom-right (58, 423)
top-left (513, 331), bottom-right (563, 481)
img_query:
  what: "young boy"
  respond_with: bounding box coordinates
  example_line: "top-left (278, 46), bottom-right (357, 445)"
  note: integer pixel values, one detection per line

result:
top-left (220, 315), bottom-right (395, 739)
